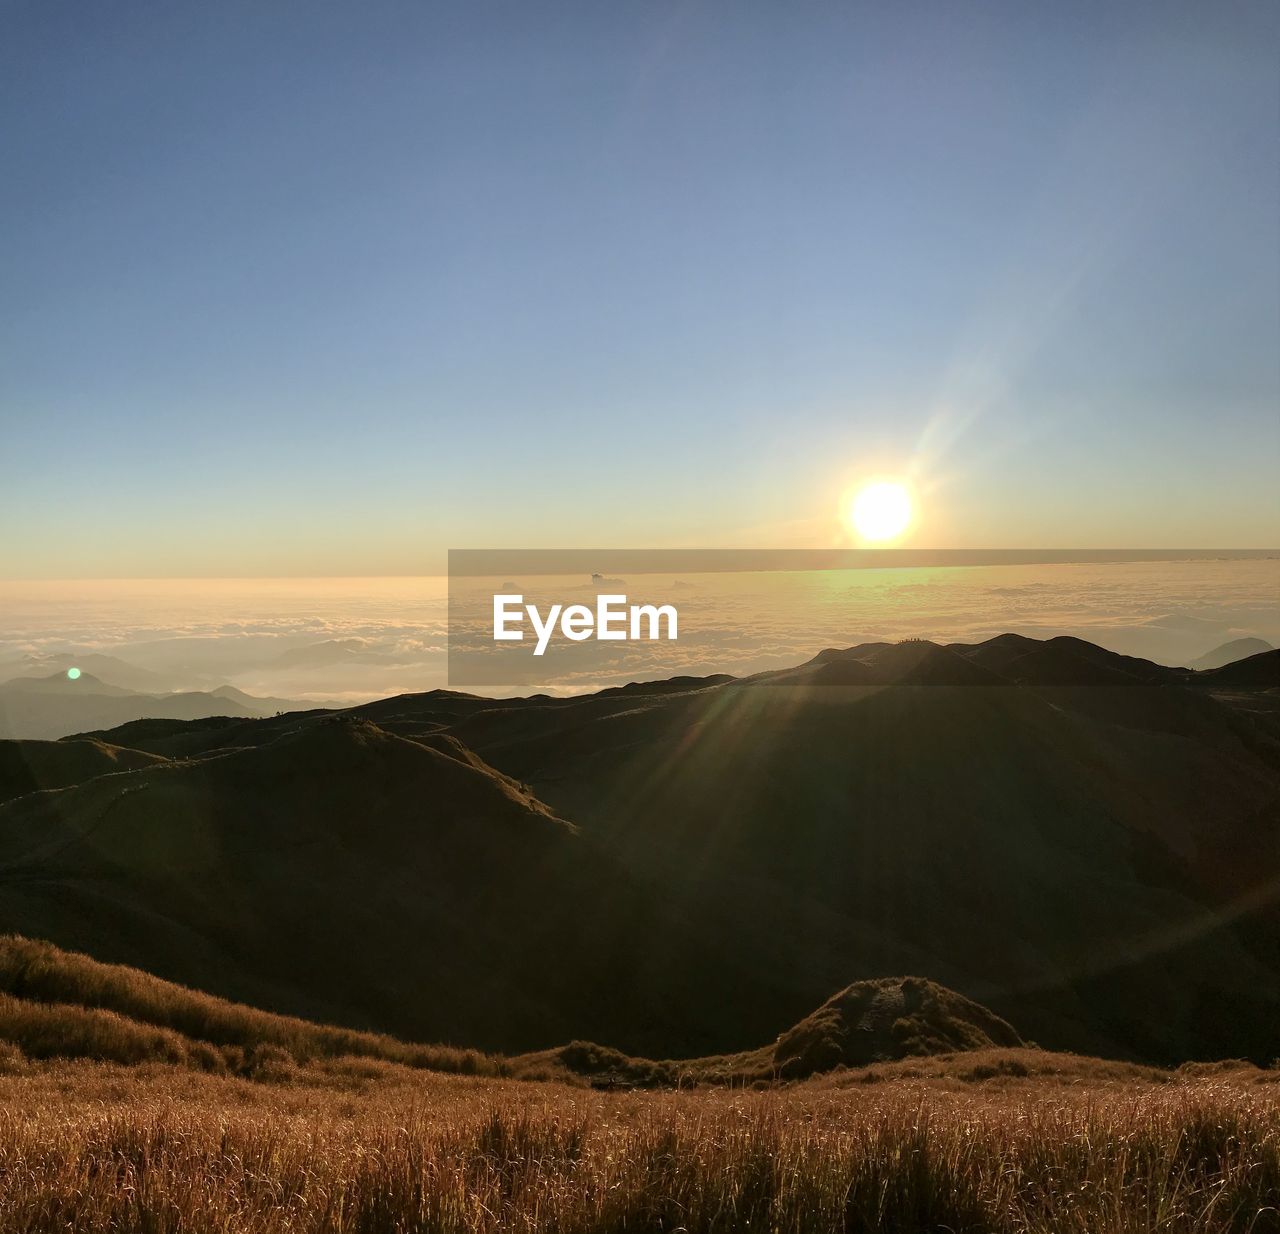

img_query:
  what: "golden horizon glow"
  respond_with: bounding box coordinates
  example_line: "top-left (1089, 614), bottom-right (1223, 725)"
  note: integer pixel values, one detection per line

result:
top-left (848, 481), bottom-right (914, 543)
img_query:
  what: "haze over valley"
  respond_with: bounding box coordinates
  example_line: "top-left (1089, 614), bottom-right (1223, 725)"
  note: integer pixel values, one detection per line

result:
top-left (1, 556), bottom-right (1276, 735)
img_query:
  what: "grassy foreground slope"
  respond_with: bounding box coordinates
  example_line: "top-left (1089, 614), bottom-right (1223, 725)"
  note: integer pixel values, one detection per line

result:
top-left (0, 1059), bottom-right (1276, 1234)
top-left (0, 935), bottom-right (1034, 1088)
top-left (0, 935), bottom-right (1275, 1233)
top-left (0, 935), bottom-right (503, 1076)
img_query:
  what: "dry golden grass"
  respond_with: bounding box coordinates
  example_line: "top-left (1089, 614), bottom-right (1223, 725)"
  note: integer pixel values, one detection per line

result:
top-left (0, 1059), bottom-right (1275, 1233)
top-left (2, 935), bottom-right (1278, 1229)
top-left (0, 936), bottom-right (504, 1078)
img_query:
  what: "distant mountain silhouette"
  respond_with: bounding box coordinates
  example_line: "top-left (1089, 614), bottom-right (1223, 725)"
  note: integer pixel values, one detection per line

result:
top-left (945, 632), bottom-right (1042, 673)
top-left (1191, 637), bottom-right (1274, 671)
top-left (208, 684), bottom-right (316, 712)
top-left (895, 643), bottom-right (1006, 686)
top-left (1196, 648), bottom-right (1280, 689)
top-left (0, 672), bottom-right (313, 741)
top-left (2, 671), bottom-right (134, 697)
top-left (5, 652), bottom-right (177, 694)
top-left (0, 634), bottom-right (1278, 1064)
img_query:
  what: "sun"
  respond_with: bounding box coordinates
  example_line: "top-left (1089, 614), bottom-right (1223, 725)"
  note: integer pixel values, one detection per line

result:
top-left (848, 481), bottom-right (913, 542)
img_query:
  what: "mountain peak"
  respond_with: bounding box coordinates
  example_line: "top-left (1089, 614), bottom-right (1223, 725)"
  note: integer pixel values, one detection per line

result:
top-left (1191, 638), bottom-right (1274, 672)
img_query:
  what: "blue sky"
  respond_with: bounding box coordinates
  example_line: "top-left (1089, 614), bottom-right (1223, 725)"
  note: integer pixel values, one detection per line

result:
top-left (2, 1), bottom-right (1277, 577)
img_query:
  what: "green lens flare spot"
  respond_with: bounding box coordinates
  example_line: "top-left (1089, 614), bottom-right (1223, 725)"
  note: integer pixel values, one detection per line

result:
top-left (66, 667), bottom-right (81, 680)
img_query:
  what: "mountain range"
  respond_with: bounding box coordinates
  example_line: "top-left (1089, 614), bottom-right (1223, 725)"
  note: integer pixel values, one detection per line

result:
top-left (0, 633), bottom-right (1277, 1066)
top-left (0, 671), bottom-right (315, 741)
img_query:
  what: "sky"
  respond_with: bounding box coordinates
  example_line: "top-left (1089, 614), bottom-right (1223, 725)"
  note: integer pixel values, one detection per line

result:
top-left (2, 0), bottom-right (1278, 579)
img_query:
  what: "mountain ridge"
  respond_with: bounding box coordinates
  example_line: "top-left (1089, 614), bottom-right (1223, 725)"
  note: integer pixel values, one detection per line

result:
top-left (0, 671), bottom-right (319, 741)
top-left (0, 633), bottom-right (1277, 1064)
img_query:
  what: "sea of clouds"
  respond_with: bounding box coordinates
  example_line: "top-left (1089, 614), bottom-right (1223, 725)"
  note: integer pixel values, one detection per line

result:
top-left (1, 558), bottom-right (1275, 705)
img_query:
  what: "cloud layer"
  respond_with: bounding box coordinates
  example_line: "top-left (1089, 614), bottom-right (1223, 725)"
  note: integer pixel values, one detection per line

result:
top-left (2, 559), bottom-right (1276, 703)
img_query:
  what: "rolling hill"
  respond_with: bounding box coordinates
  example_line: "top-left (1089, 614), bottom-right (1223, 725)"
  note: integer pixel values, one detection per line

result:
top-left (0, 717), bottom-right (790, 1055)
top-left (0, 634), bottom-right (1277, 1065)
top-left (0, 737), bottom-right (167, 806)
top-left (0, 934), bottom-right (1030, 1088)
top-left (0, 933), bottom-right (500, 1074)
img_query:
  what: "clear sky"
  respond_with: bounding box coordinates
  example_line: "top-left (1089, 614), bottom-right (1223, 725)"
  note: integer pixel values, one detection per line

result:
top-left (2, 1), bottom-right (1277, 578)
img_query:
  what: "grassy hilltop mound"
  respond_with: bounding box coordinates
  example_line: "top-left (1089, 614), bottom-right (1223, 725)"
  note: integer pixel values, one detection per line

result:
top-left (770, 977), bottom-right (1023, 1079)
top-left (0, 634), bottom-right (1278, 1064)
top-left (520, 976), bottom-right (1027, 1088)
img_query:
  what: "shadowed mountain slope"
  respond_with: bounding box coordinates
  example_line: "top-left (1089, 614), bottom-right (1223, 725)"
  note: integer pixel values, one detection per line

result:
top-left (0, 739), bottom-right (167, 806)
top-left (1198, 649), bottom-right (1280, 689)
top-left (1, 635), bottom-right (1278, 1065)
top-left (443, 645), bottom-right (1280, 1063)
top-left (0, 719), bottom-right (791, 1055)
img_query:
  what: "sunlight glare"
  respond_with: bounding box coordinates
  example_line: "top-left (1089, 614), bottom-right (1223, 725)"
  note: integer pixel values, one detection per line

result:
top-left (849, 482), bottom-right (913, 542)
